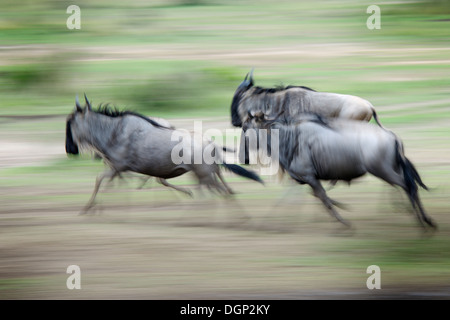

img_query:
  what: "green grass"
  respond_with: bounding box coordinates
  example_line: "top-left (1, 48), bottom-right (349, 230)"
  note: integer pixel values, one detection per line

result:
top-left (0, 0), bottom-right (449, 117)
top-left (1, 0), bottom-right (450, 298)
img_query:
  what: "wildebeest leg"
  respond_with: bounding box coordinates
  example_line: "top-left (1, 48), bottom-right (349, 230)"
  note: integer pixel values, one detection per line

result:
top-left (157, 178), bottom-right (193, 197)
top-left (327, 180), bottom-right (338, 190)
top-left (306, 178), bottom-right (351, 227)
top-left (137, 176), bottom-right (152, 189)
top-left (271, 181), bottom-right (303, 210)
top-left (400, 185), bottom-right (436, 229)
top-left (328, 198), bottom-right (349, 210)
top-left (82, 168), bottom-right (118, 214)
top-left (196, 170), bottom-right (229, 196)
top-left (212, 171), bottom-right (250, 222)
top-left (216, 170), bottom-right (234, 195)
top-left (370, 168), bottom-right (436, 229)
top-left (207, 177), bottom-right (229, 196)
top-left (411, 196), bottom-right (436, 229)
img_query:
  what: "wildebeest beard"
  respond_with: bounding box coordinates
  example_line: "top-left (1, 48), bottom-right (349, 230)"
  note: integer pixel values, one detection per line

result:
top-left (231, 90), bottom-right (245, 127)
top-left (65, 120), bottom-right (79, 155)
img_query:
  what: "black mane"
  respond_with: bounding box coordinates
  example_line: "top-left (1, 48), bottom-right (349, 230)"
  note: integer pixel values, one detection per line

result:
top-left (95, 104), bottom-right (167, 129)
top-left (252, 85), bottom-right (316, 95)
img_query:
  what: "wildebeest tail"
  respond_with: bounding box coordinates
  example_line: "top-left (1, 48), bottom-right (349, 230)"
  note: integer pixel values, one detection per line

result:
top-left (371, 108), bottom-right (385, 129)
top-left (222, 162), bottom-right (264, 185)
top-left (395, 140), bottom-right (428, 201)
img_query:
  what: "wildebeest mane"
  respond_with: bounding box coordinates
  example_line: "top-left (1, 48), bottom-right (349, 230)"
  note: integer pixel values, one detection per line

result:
top-left (265, 112), bottom-right (331, 168)
top-left (95, 104), bottom-right (168, 129)
top-left (252, 85), bottom-right (316, 95)
top-left (272, 123), bottom-right (301, 169)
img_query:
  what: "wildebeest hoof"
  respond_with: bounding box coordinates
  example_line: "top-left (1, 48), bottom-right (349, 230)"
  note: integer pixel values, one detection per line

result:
top-left (79, 204), bottom-right (95, 215)
top-left (185, 190), bottom-right (194, 198)
top-left (337, 218), bottom-right (352, 229)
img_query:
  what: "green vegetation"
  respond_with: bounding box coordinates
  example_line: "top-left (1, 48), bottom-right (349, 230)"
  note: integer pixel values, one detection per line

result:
top-left (0, 0), bottom-right (448, 118)
top-left (1, 0), bottom-right (449, 298)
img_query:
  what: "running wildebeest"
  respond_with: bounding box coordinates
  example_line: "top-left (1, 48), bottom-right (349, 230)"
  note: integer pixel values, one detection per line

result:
top-left (242, 111), bottom-right (436, 230)
top-left (231, 69), bottom-right (383, 128)
top-left (231, 69), bottom-right (384, 164)
top-left (65, 95), bottom-right (263, 213)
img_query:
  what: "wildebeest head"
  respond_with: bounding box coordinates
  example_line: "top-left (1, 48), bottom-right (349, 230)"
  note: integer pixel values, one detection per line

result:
top-left (239, 111), bottom-right (276, 164)
top-left (231, 69), bottom-right (254, 127)
top-left (65, 94), bottom-right (92, 155)
top-left (243, 111), bottom-right (264, 132)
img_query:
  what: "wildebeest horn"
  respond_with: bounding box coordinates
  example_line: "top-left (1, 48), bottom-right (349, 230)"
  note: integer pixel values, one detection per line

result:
top-left (84, 93), bottom-right (92, 111)
top-left (75, 95), bottom-right (82, 112)
top-left (248, 68), bottom-right (254, 83)
top-left (239, 69), bottom-right (254, 89)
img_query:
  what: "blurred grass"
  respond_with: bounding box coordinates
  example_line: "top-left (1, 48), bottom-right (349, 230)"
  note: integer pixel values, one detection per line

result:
top-left (1, 153), bottom-right (450, 297)
top-left (0, 0), bottom-right (449, 118)
top-left (1, 0), bottom-right (450, 298)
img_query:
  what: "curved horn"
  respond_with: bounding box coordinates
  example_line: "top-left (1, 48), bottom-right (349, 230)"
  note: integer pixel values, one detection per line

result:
top-left (84, 93), bottom-right (92, 111)
top-left (75, 95), bottom-right (82, 112)
top-left (238, 69), bottom-right (254, 90)
top-left (248, 68), bottom-right (254, 79)
top-left (248, 68), bottom-right (254, 84)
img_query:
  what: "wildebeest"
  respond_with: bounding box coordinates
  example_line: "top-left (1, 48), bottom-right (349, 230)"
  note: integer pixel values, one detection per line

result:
top-left (231, 70), bottom-right (384, 164)
top-left (65, 95), bottom-right (263, 213)
top-left (242, 111), bottom-right (436, 229)
top-left (231, 69), bottom-right (383, 128)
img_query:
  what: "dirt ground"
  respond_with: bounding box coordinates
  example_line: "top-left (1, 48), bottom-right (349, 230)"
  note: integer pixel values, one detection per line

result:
top-left (1, 111), bottom-right (449, 300)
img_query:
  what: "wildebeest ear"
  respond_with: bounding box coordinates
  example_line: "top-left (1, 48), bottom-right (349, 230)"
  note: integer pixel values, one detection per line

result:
top-left (75, 95), bottom-right (82, 113)
top-left (84, 93), bottom-right (92, 111)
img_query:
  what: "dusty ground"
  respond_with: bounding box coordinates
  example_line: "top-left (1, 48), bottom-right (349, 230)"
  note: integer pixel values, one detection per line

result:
top-left (1, 110), bottom-right (449, 300)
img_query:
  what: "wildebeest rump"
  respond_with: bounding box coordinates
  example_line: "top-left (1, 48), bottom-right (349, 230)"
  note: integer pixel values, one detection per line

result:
top-left (66, 95), bottom-right (263, 213)
top-left (243, 111), bottom-right (436, 229)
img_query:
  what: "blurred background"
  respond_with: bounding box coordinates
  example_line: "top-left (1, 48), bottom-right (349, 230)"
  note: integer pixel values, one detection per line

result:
top-left (0, 0), bottom-right (449, 299)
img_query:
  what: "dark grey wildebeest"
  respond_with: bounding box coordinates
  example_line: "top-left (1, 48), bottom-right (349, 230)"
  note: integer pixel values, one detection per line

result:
top-left (242, 111), bottom-right (436, 230)
top-left (231, 69), bottom-right (383, 128)
top-left (231, 70), bottom-right (384, 164)
top-left (66, 95), bottom-right (263, 213)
